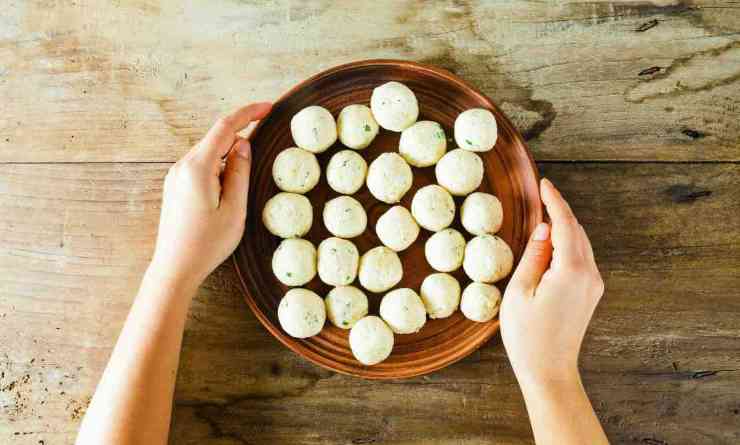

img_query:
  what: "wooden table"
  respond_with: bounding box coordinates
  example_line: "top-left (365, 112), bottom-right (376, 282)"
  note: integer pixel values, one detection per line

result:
top-left (1, 2), bottom-right (739, 444)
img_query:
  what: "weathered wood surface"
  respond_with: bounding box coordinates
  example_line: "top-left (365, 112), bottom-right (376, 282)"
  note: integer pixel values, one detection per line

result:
top-left (1, 162), bottom-right (739, 444)
top-left (1, 1), bottom-right (740, 445)
top-left (1, 1), bottom-right (739, 162)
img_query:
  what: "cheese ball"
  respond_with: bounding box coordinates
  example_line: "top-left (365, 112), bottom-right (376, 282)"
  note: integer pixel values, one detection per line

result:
top-left (349, 316), bottom-right (394, 365)
top-left (463, 235), bottom-right (514, 283)
top-left (290, 105), bottom-right (337, 153)
top-left (460, 282), bottom-right (501, 322)
top-left (326, 150), bottom-right (367, 194)
top-left (325, 286), bottom-right (369, 329)
top-left (317, 237), bottom-right (359, 286)
top-left (262, 192), bottom-right (313, 238)
top-left (420, 273), bottom-right (461, 319)
top-left (370, 81), bottom-right (419, 132)
top-left (272, 147), bottom-right (321, 194)
top-left (323, 196), bottom-right (367, 239)
top-left (425, 228), bottom-right (466, 272)
top-left (278, 288), bottom-right (326, 338)
top-left (337, 104), bottom-right (379, 149)
top-left (366, 152), bottom-right (413, 204)
top-left (455, 108), bottom-right (498, 152)
top-left (399, 121), bottom-right (447, 167)
top-left (358, 246), bottom-right (403, 293)
top-left (379, 288), bottom-right (427, 334)
top-left (435, 149), bottom-right (484, 196)
top-left (271, 238), bottom-right (316, 286)
top-left (461, 192), bottom-right (504, 235)
top-left (376, 206), bottom-right (419, 252)
top-left (411, 184), bottom-right (455, 232)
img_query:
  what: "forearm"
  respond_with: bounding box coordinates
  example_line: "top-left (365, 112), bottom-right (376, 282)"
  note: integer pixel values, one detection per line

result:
top-left (76, 267), bottom-right (198, 445)
top-left (517, 371), bottom-right (609, 445)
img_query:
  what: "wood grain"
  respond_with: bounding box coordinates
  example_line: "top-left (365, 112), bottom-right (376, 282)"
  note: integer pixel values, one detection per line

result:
top-left (0, 1), bottom-right (738, 163)
top-left (235, 60), bottom-right (542, 379)
top-left (1, 162), bottom-right (739, 444)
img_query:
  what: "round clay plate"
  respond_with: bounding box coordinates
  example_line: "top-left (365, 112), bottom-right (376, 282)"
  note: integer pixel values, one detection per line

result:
top-left (234, 59), bottom-right (542, 379)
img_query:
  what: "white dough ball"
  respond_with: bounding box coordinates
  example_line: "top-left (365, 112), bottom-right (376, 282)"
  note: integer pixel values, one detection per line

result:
top-left (349, 316), bottom-right (394, 365)
top-left (460, 282), bottom-right (501, 322)
top-left (379, 288), bottom-right (427, 334)
top-left (376, 206), bottom-right (419, 252)
top-left (262, 192), bottom-right (313, 238)
top-left (325, 286), bottom-right (369, 329)
top-left (326, 150), bottom-right (368, 194)
top-left (370, 81), bottom-right (419, 132)
top-left (318, 237), bottom-right (359, 286)
top-left (411, 184), bottom-right (455, 232)
top-left (290, 105), bottom-right (337, 153)
top-left (278, 288), bottom-right (326, 338)
top-left (455, 108), bottom-right (498, 152)
top-left (323, 196), bottom-right (367, 238)
top-left (420, 273), bottom-right (461, 319)
top-left (272, 238), bottom-right (316, 286)
top-left (461, 192), bottom-right (504, 236)
top-left (358, 246), bottom-right (403, 293)
top-left (272, 147), bottom-right (321, 193)
top-left (337, 104), bottom-right (379, 149)
top-left (463, 235), bottom-right (514, 283)
top-left (435, 149), bottom-right (484, 196)
top-left (399, 121), bottom-right (447, 167)
top-left (425, 228), bottom-right (466, 272)
top-left (366, 153), bottom-right (413, 204)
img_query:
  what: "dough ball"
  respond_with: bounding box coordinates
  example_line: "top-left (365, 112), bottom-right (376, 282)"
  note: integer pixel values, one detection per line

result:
top-left (326, 150), bottom-right (368, 194)
top-left (463, 235), bottom-right (514, 283)
top-left (325, 286), bottom-right (368, 329)
top-left (411, 184), bottom-right (455, 232)
top-left (349, 316), bottom-right (394, 365)
top-left (290, 105), bottom-right (337, 153)
top-left (455, 108), bottom-right (498, 152)
top-left (278, 288), bottom-right (326, 338)
top-left (272, 147), bottom-right (321, 193)
top-left (358, 246), bottom-right (403, 293)
top-left (272, 238), bottom-right (316, 286)
top-left (460, 282), bottom-right (501, 322)
top-left (379, 288), bottom-right (427, 334)
top-left (420, 273), bottom-right (461, 319)
top-left (318, 237), bottom-right (359, 286)
top-left (435, 149), bottom-right (484, 196)
top-left (262, 192), bottom-right (313, 238)
top-left (425, 228), bottom-right (466, 272)
top-left (399, 121), bottom-right (447, 167)
top-left (323, 196), bottom-right (367, 238)
top-left (337, 104), bottom-right (379, 150)
top-left (461, 192), bottom-right (503, 236)
top-left (366, 152), bottom-right (413, 204)
top-left (370, 81), bottom-right (419, 132)
top-left (376, 206), bottom-right (419, 252)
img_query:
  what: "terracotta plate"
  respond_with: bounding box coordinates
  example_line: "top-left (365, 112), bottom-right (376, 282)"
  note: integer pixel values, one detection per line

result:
top-left (233, 59), bottom-right (542, 379)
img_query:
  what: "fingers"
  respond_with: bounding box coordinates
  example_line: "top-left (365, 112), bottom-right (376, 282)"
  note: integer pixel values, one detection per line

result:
top-left (508, 222), bottom-right (553, 296)
top-left (220, 138), bottom-right (252, 216)
top-left (195, 102), bottom-right (272, 162)
top-left (540, 178), bottom-right (585, 268)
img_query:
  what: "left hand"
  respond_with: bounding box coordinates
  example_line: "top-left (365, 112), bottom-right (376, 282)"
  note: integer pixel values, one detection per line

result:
top-left (149, 102), bottom-right (273, 290)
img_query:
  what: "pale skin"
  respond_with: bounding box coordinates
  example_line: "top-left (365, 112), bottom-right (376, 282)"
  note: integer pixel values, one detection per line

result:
top-left (75, 103), bottom-right (608, 445)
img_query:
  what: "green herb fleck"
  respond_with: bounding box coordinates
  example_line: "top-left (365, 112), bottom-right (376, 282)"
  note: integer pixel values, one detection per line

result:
top-left (342, 320), bottom-right (349, 326)
top-left (465, 139), bottom-right (473, 146)
top-left (286, 272), bottom-right (292, 277)
top-left (364, 124), bottom-right (371, 132)
top-left (436, 131), bottom-right (445, 139)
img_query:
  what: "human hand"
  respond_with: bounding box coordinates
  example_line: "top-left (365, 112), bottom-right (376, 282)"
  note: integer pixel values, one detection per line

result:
top-left (148, 102), bottom-right (272, 291)
top-left (500, 178), bottom-right (604, 386)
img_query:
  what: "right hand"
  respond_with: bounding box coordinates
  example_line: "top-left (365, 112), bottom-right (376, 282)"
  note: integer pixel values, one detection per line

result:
top-left (500, 178), bottom-right (604, 386)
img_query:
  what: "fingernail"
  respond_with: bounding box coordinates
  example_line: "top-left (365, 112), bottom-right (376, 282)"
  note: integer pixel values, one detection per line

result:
top-left (541, 177), bottom-right (552, 188)
top-left (532, 222), bottom-right (550, 241)
top-left (236, 140), bottom-right (251, 159)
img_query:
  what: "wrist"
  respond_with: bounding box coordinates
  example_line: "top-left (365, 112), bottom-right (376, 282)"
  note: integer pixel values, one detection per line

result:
top-left (514, 363), bottom-right (582, 396)
top-left (143, 262), bottom-right (201, 299)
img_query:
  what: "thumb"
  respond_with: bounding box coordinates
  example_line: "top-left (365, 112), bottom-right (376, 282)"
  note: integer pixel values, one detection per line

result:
top-left (221, 138), bottom-right (251, 216)
top-left (509, 222), bottom-right (552, 296)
